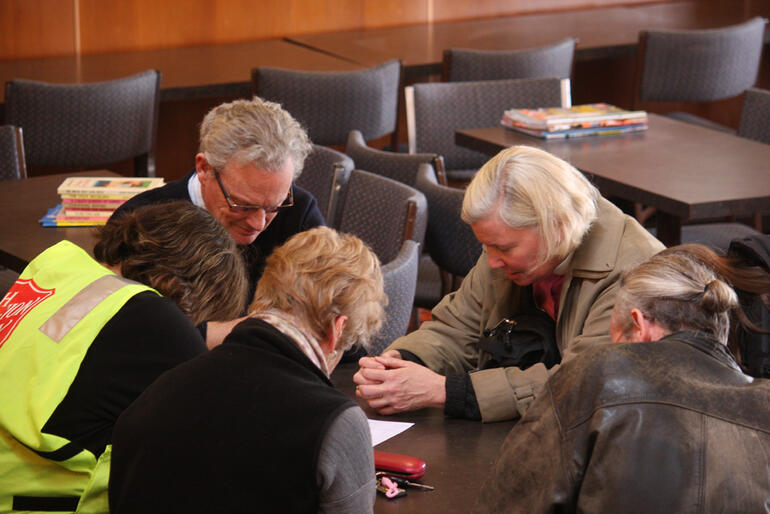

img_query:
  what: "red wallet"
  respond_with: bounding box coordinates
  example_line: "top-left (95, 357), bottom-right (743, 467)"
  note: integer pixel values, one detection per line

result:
top-left (373, 451), bottom-right (426, 479)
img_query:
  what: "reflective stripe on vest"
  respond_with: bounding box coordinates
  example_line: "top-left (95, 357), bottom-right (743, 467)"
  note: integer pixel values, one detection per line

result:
top-left (40, 274), bottom-right (140, 342)
top-left (0, 241), bottom-right (156, 512)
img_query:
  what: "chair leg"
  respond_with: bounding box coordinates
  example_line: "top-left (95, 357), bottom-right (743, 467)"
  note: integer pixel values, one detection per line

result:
top-left (634, 202), bottom-right (656, 225)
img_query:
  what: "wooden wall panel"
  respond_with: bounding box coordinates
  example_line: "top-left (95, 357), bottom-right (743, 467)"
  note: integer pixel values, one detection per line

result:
top-left (431, 0), bottom-right (674, 22)
top-left (0, 0), bottom-right (75, 60)
top-left (72, 0), bottom-right (671, 55)
top-left (76, 0), bottom-right (430, 54)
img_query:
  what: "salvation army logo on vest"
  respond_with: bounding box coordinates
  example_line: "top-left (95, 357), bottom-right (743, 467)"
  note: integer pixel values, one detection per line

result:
top-left (0, 279), bottom-right (55, 348)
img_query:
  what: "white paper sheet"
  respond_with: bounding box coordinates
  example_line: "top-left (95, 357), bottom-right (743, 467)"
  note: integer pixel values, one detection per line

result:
top-left (368, 419), bottom-right (414, 447)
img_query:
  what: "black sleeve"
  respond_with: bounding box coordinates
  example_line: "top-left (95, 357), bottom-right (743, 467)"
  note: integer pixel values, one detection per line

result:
top-left (43, 291), bottom-right (207, 456)
top-left (397, 349), bottom-right (425, 365)
top-left (444, 373), bottom-right (482, 421)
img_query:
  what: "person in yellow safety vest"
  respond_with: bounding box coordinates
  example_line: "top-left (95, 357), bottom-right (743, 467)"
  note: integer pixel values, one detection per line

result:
top-left (0, 201), bottom-right (247, 513)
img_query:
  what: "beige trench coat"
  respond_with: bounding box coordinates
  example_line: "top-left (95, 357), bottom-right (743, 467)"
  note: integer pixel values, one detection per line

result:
top-left (387, 197), bottom-right (665, 422)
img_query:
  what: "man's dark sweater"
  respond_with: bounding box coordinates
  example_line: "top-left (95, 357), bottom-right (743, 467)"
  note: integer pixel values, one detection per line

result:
top-left (109, 170), bottom-right (325, 303)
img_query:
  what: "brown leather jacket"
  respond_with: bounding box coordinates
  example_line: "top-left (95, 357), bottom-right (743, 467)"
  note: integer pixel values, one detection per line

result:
top-left (475, 331), bottom-right (770, 513)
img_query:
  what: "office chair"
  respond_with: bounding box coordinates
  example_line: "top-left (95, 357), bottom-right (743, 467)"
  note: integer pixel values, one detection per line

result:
top-left (346, 129), bottom-right (447, 186)
top-left (0, 125), bottom-right (26, 295)
top-left (632, 17), bottom-right (767, 131)
top-left (369, 240), bottom-right (421, 355)
top-left (0, 125), bottom-right (27, 180)
top-left (442, 38), bottom-right (576, 82)
top-left (405, 77), bottom-right (570, 183)
top-left (5, 70), bottom-right (161, 177)
top-left (416, 163), bottom-right (483, 296)
top-left (736, 87), bottom-right (770, 230)
top-left (296, 145), bottom-right (354, 227)
top-left (253, 60), bottom-right (401, 148)
top-left (346, 128), bottom-right (448, 311)
top-left (739, 87), bottom-right (770, 146)
top-left (336, 170), bottom-right (427, 358)
top-left (336, 169), bottom-right (427, 264)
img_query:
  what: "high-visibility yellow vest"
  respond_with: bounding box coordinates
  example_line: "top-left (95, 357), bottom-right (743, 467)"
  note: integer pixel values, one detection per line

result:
top-left (0, 241), bottom-right (156, 513)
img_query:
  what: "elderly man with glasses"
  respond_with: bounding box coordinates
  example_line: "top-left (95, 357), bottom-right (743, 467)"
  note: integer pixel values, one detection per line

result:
top-left (110, 97), bottom-right (323, 344)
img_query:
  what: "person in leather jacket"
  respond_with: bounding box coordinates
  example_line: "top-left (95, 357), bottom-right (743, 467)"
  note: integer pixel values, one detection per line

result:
top-left (475, 246), bottom-right (770, 513)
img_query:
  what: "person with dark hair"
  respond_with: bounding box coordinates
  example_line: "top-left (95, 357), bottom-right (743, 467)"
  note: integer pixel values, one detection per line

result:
top-left (476, 247), bottom-right (770, 512)
top-left (109, 227), bottom-right (387, 513)
top-left (0, 201), bottom-right (247, 512)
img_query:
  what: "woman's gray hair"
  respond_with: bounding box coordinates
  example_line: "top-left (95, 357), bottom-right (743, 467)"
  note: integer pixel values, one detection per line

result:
top-left (462, 146), bottom-right (599, 265)
top-left (613, 251), bottom-right (740, 345)
top-left (199, 97), bottom-right (312, 178)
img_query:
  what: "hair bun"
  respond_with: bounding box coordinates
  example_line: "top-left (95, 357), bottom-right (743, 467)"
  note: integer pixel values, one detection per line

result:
top-left (701, 279), bottom-right (738, 314)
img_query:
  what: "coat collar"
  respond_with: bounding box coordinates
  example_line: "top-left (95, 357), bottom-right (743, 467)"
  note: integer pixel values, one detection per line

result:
top-left (569, 197), bottom-right (628, 279)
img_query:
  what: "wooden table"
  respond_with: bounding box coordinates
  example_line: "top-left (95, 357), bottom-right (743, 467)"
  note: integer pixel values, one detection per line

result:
top-left (288, 1), bottom-right (770, 79)
top-left (0, 39), bottom-right (359, 103)
top-left (0, 171), bottom-right (119, 272)
top-left (455, 114), bottom-right (770, 247)
top-left (331, 362), bottom-right (515, 513)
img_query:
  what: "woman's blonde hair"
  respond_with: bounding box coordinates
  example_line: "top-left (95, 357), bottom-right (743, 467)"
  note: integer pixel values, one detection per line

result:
top-left (613, 250), bottom-right (740, 345)
top-left (95, 201), bottom-right (248, 325)
top-left (250, 227), bottom-right (386, 352)
top-left (462, 146), bottom-right (599, 265)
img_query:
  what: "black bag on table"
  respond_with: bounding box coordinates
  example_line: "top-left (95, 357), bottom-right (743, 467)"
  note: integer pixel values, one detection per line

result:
top-left (478, 308), bottom-right (561, 371)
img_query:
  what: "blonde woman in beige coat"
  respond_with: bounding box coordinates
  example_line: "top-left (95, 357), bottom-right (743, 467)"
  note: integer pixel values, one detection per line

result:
top-left (354, 146), bottom-right (664, 422)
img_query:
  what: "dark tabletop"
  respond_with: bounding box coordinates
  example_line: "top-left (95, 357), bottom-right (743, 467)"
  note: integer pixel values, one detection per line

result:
top-left (0, 171), bottom-right (119, 272)
top-left (0, 39), bottom-right (360, 103)
top-left (288, 0), bottom-right (770, 78)
top-left (331, 362), bottom-right (515, 513)
top-left (456, 114), bottom-right (770, 246)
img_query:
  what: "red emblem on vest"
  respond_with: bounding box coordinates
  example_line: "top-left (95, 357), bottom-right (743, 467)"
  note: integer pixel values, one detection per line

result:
top-left (0, 279), bottom-right (55, 348)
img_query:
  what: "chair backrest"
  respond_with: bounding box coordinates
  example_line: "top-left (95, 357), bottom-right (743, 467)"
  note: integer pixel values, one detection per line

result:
top-left (369, 239), bottom-right (420, 355)
top-left (5, 70), bottom-right (161, 177)
top-left (296, 145), bottom-right (354, 226)
top-left (416, 163), bottom-right (482, 283)
top-left (738, 87), bottom-right (770, 145)
top-left (0, 125), bottom-right (27, 180)
top-left (442, 38), bottom-right (576, 82)
top-left (405, 77), bottom-right (570, 172)
top-left (634, 17), bottom-right (767, 105)
top-left (252, 60), bottom-right (401, 147)
top-left (336, 169), bottom-right (427, 265)
top-left (345, 129), bottom-right (447, 187)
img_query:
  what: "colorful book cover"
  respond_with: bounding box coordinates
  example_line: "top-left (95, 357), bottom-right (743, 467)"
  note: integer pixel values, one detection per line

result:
top-left (506, 122), bottom-right (648, 139)
top-left (57, 177), bottom-right (164, 197)
top-left (40, 205), bottom-right (108, 227)
top-left (62, 198), bottom-right (126, 208)
top-left (502, 103), bottom-right (647, 131)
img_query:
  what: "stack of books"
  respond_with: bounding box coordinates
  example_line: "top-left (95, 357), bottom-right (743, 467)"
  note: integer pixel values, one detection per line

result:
top-left (501, 103), bottom-right (648, 139)
top-left (40, 176), bottom-right (165, 227)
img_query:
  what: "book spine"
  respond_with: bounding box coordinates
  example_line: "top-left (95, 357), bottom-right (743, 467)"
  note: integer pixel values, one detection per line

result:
top-left (61, 209), bottom-right (117, 217)
top-left (60, 193), bottom-right (137, 200)
top-left (44, 219), bottom-right (107, 227)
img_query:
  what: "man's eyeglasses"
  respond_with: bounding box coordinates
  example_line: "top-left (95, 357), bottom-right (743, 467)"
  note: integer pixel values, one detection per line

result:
top-left (213, 169), bottom-right (293, 214)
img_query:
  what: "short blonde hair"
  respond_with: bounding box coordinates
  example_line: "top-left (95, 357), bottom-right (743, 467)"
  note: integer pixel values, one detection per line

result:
top-left (462, 146), bottom-right (599, 265)
top-left (250, 227), bottom-right (386, 352)
top-left (613, 251), bottom-right (740, 345)
top-left (199, 97), bottom-right (312, 178)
